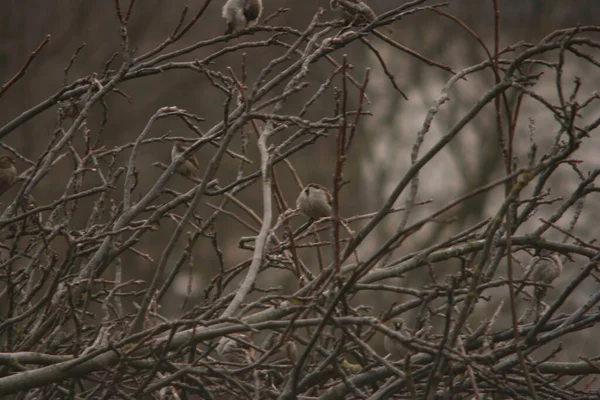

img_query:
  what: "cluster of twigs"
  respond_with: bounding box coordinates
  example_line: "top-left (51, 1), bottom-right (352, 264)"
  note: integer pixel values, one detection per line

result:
top-left (0, 0), bottom-right (600, 398)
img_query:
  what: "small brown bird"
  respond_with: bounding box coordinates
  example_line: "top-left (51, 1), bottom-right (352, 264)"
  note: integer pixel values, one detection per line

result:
top-left (296, 183), bottom-right (332, 220)
top-left (516, 251), bottom-right (563, 323)
top-left (222, 0), bottom-right (263, 35)
top-left (0, 156), bottom-right (17, 196)
top-left (330, 0), bottom-right (377, 26)
top-left (2, 194), bottom-right (40, 240)
top-left (383, 318), bottom-right (411, 360)
top-left (58, 92), bottom-right (90, 122)
top-left (218, 333), bottom-right (255, 364)
top-left (23, 195), bottom-right (42, 227)
top-left (171, 141), bottom-right (201, 179)
top-left (283, 339), bottom-right (298, 364)
top-left (517, 251), bottom-right (563, 299)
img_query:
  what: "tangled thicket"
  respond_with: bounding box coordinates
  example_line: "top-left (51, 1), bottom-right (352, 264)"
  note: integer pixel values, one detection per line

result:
top-left (1, 1), bottom-right (600, 399)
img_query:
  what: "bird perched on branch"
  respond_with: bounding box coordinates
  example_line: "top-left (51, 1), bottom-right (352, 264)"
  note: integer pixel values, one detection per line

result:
top-left (222, 0), bottom-right (263, 34)
top-left (330, 0), bottom-right (377, 26)
top-left (0, 156), bottom-right (17, 196)
top-left (516, 251), bottom-right (563, 322)
top-left (171, 141), bottom-right (201, 180)
top-left (14, 195), bottom-right (41, 232)
top-left (383, 318), bottom-right (411, 360)
top-left (23, 195), bottom-right (42, 227)
top-left (218, 333), bottom-right (256, 364)
top-left (282, 339), bottom-right (298, 364)
top-left (262, 333), bottom-right (299, 365)
top-left (517, 251), bottom-right (563, 300)
top-left (296, 183), bottom-right (332, 220)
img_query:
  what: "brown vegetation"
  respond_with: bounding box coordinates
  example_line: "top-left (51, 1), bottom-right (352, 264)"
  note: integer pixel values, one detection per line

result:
top-left (0, 0), bottom-right (599, 398)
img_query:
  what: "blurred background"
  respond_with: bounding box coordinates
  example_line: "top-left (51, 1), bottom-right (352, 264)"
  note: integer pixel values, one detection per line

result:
top-left (1, 0), bottom-right (599, 357)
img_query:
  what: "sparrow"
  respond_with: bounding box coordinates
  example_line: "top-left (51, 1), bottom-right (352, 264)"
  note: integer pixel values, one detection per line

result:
top-left (171, 141), bottom-right (201, 179)
top-left (283, 339), bottom-right (298, 364)
top-left (23, 195), bottom-right (42, 227)
top-left (261, 333), bottom-right (299, 365)
top-left (517, 251), bottom-right (563, 300)
top-left (0, 156), bottom-right (17, 196)
top-left (296, 183), bottom-right (332, 220)
top-left (218, 333), bottom-right (255, 364)
top-left (222, 0), bottom-right (263, 35)
top-left (330, 0), bottom-right (377, 26)
top-left (516, 251), bottom-right (563, 323)
top-left (383, 318), bottom-right (411, 360)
